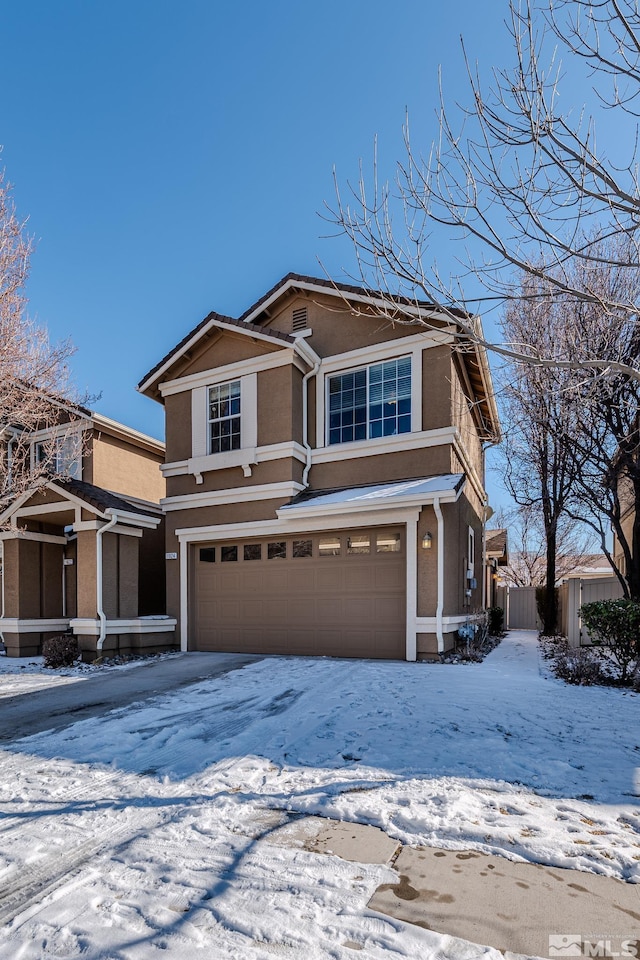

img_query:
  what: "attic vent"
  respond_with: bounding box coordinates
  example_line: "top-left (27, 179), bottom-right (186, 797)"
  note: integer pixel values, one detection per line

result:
top-left (292, 306), bottom-right (308, 332)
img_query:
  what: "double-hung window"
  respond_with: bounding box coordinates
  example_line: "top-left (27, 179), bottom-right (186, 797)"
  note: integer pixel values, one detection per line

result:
top-left (208, 380), bottom-right (241, 454)
top-left (328, 356), bottom-right (411, 445)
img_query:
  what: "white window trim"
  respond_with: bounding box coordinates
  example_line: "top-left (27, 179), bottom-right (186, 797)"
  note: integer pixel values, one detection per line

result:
top-left (468, 525), bottom-right (475, 578)
top-left (325, 355), bottom-right (413, 447)
top-left (159, 348), bottom-right (303, 397)
top-left (191, 372), bottom-right (257, 474)
top-left (30, 426), bottom-right (84, 480)
top-left (316, 342), bottom-right (426, 453)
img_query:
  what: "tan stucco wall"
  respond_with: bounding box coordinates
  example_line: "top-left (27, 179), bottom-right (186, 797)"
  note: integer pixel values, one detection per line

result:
top-left (417, 631), bottom-right (456, 658)
top-left (451, 357), bottom-right (484, 483)
top-left (76, 530), bottom-right (98, 619)
top-left (442, 492), bottom-right (483, 616)
top-left (417, 506), bottom-right (438, 618)
top-left (101, 532), bottom-right (139, 619)
top-left (166, 458), bottom-right (303, 498)
top-left (169, 328), bottom-right (282, 381)
top-left (1, 538), bottom-right (64, 620)
top-left (261, 292), bottom-right (435, 357)
top-left (257, 365), bottom-right (300, 446)
top-left (422, 347), bottom-right (452, 432)
top-left (165, 391), bottom-right (192, 463)
top-left (90, 433), bottom-right (165, 503)
top-left (309, 445), bottom-right (452, 492)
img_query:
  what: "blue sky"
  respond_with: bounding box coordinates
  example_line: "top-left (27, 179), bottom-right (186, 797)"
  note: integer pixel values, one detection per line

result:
top-left (2, 1), bottom-right (592, 514)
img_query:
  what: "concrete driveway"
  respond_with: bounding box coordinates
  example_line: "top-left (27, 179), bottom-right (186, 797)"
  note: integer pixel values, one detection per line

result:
top-left (0, 652), bottom-right (263, 742)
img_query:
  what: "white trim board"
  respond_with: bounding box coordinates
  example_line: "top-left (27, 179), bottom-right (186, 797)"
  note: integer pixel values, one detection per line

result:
top-left (312, 426), bottom-right (457, 465)
top-left (0, 531), bottom-right (67, 545)
top-left (175, 507), bottom-right (421, 543)
top-left (0, 618), bottom-right (70, 634)
top-left (162, 480), bottom-right (306, 512)
top-left (70, 618), bottom-right (177, 636)
top-left (158, 347), bottom-right (304, 397)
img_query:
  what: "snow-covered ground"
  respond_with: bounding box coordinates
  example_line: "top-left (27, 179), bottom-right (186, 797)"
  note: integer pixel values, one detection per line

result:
top-left (0, 631), bottom-right (638, 959)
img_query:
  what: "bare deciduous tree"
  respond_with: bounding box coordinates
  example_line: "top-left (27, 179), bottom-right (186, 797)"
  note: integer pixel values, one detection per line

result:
top-left (328, 0), bottom-right (640, 384)
top-left (498, 276), bottom-right (589, 631)
top-left (0, 167), bottom-right (78, 512)
top-left (495, 503), bottom-right (596, 588)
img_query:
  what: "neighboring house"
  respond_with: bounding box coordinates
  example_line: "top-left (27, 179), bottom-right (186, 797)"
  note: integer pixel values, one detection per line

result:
top-left (0, 408), bottom-right (175, 658)
top-left (484, 528), bottom-right (508, 608)
top-left (138, 273), bottom-right (500, 660)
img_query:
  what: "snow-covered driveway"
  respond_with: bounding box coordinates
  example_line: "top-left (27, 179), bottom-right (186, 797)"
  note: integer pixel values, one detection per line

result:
top-left (0, 631), bottom-right (638, 958)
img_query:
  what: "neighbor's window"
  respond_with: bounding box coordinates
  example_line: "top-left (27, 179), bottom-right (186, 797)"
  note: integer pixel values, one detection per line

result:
top-left (34, 433), bottom-right (82, 479)
top-left (327, 356), bottom-right (411, 445)
top-left (208, 380), bottom-right (241, 454)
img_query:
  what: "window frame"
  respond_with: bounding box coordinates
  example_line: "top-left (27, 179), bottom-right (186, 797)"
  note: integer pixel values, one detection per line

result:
top-left (207, 379), bottom-right (242, 456)
top-left (325, 355), bottom-right (412, 447)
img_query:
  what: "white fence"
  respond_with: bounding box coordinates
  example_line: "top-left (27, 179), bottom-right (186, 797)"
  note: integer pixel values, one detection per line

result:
top-left (504, 576), bottom-right (624, 644)
top-left (563, 576), bottom-right (624, 647)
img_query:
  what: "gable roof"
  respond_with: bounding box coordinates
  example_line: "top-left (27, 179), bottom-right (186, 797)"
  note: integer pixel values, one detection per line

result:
top-left (137, 311), bottom-right (297, 398)
top-left (485, 528), bottom-right (508, 562)
top-left (0, 477), bottom-right (161, 529)
top-left (52, 477), bottom-right (161, 519)
top-left (137, 273), bottom-right (499, 439)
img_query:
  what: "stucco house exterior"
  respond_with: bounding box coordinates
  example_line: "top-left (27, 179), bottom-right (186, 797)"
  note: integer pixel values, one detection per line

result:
top-left (139, 273), bottom-right (500, 660)
top-left (0, 408), bottom-right (176, 658)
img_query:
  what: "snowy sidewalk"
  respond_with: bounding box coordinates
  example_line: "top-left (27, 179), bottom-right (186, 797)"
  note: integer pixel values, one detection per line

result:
top-left (0, 630), bottom-right (637, 959)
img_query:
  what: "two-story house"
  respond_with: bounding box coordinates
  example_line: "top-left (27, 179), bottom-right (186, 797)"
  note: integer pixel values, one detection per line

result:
top-left (138, 274), bottom-right (500, 661)
top-left (0, 407), bottom-right (176, 658)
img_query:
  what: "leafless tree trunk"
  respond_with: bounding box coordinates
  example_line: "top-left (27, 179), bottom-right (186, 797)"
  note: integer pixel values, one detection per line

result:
top-left (0, 167), bottom-right (78, 513)
top-left (498, 277), bottom-right (589, 631)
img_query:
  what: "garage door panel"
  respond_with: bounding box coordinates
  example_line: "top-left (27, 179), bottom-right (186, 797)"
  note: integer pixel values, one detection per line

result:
top-left (193, 529), bottom-right (406, 659)
top-left (375, 565), bottom-right (404, 590)
top-left (375, 596), bottom-right (405, 621)
top-left (315, 567), bottom-right (345, 592)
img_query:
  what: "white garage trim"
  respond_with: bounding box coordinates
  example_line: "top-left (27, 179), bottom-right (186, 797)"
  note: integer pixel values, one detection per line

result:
top-left (176, 509), bottom-right (421, 660)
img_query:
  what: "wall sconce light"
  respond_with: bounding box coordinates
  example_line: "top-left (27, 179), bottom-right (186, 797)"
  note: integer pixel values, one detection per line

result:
top-left (421, 531), bottom-right (433, 549)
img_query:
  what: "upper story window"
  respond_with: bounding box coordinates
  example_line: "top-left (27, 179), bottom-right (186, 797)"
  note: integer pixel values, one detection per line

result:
top-left (327, 356), bottom-right (411, 445)
top-left (208, 380), bottom-right (241, 454)
top-left (33, 433), bottom-right (82, 479)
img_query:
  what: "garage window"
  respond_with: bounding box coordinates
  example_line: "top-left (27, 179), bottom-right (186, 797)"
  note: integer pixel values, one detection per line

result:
top-left (293, 539), bottom-right (312, 558)
top-left (268, 541), bottom-right (287, 560)
top-left (244, 544), bottom-right (261, 561)
top-left (319, 536), bottom-right (341, 557)
top-left (208, 380), bottom-right (241, 454)
top-left (221, 545), bottom-right (238, 562)
top-left (199, 548), bottom-right (215, 563)
top-left (376, 530), bottom-right (401, 553)
top-left (347, 534), bottom-right (370, 555)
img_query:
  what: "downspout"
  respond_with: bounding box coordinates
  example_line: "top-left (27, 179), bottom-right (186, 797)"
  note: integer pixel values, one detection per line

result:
top-left (96, 510), bottom-right (119, 655)
top-left (434, 497), bottom-right (445, 654)
top-left (294, 339), bottom-right (321, 489)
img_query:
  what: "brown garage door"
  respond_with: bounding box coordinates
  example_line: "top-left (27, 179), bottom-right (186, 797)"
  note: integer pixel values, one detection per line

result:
top-left (193, 527), bottom-right (406, 659)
